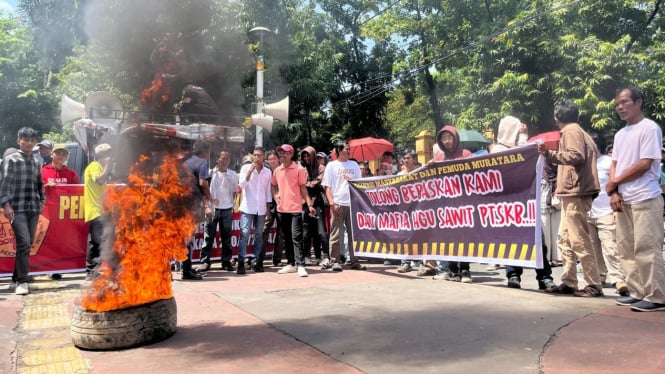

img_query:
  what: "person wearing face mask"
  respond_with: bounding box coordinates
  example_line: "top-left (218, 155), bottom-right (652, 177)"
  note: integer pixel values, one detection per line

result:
top-left (429, 126), bottom-right (473, 283)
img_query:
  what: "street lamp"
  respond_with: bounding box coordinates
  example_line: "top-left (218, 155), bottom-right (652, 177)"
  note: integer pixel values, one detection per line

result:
top-left (249, 26), bottom-right (271, 148)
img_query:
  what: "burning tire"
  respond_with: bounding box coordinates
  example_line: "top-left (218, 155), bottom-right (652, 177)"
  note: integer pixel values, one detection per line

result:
top-left (71, 297), bottom-right (177, 350)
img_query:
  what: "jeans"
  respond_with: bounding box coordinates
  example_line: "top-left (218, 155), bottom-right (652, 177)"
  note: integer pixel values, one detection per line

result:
top-left (201, 208), bottom-right (233, 264)
top-left (262, 204), bottom-right (282, 264)
top-left (12, 212), bottom-right (39, 283)
top-left (86, 217), bottom-right (105, 274)
top-left (303, 205), bottom-right (330, 260)
top-left (238, 213), bottom-right (265, 259)
top-left (278, 212), bottom-right (304, 266)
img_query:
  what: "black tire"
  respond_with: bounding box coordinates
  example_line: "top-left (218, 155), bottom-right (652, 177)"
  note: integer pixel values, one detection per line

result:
top-left (70, 297), bottom-right (177, 350)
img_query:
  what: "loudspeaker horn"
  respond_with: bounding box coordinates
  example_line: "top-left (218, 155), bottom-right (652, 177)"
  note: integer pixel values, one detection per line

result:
top-left (60, 94), bottom-right (86, 124)
top-left (251, 113), bottom-right (274, 133)
top-left (264, 96), bottom-right (289, 123)
top-left (85, 91), bottom-right (123, 126)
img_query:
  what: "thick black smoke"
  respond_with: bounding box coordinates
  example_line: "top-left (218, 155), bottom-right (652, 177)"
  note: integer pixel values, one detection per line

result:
top-left (81, 0), bottom-right (252, 118)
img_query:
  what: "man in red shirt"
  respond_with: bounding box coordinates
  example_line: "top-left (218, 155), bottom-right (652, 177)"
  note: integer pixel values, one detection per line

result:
top-left (41, 144), bottom-right (80, 280)
top-left (41, 144), bottom-right (80, 186)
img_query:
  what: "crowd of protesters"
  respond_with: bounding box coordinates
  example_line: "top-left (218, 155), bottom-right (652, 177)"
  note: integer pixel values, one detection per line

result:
top-left (2, 86), bottom-right (665, 312)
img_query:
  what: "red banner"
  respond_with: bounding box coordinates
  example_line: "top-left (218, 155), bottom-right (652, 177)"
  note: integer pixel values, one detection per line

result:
top-left (0, 185), bottom-right (88, 276)
top-left (0, 185), bottom-right (275, 276)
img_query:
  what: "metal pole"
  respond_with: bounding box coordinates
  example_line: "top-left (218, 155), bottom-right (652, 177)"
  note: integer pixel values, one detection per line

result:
top-left (256, 34), bottom-right (264, 148)
top-left (249, 27), bottom-right (271, 148)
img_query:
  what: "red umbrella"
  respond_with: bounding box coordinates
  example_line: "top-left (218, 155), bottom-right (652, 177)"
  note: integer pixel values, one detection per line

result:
top-left (529, 131), bottom-right (560, 150)
top-left (348, 137), bottom-right (394, 162)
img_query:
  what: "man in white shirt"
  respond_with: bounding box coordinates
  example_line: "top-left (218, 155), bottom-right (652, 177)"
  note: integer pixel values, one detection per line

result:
top-left (607, 86), bottom-right (665, 312)
top-left (322, 140), bottom-right (366, 272)
top-left (237, 146), bottom-right (272, 274)
top-left (197, 150), bottom-right (237, 272)
top-left (588, 136), bottom-right (627, 296)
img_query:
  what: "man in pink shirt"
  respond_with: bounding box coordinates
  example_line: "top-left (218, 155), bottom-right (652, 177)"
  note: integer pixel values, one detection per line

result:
top-left (271, 144), bottom-right (315, 277)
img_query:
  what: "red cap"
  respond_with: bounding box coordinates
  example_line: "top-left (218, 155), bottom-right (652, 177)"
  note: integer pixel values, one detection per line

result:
top-left (276, 144), bottom-right (294, 154)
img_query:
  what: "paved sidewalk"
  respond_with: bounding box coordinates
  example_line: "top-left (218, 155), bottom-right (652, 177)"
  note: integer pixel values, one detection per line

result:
top-left (1, 262), bottom-right (664, 373)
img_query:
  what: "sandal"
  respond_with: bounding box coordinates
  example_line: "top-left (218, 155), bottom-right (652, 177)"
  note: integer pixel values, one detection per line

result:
top-left (545, 283), bottom-right (576, 294)
top-left (573, 285), bottom-right (604, 298)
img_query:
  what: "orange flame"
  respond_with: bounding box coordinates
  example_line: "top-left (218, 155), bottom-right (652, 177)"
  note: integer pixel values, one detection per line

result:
top-left (140, 72), bottom-right (172, 112)
top-left (80, 155), bottom-right (195, 312)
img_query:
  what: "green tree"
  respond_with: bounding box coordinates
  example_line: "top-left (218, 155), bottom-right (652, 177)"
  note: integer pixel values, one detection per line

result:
top-left (0, 14), bottom-right (56, 151)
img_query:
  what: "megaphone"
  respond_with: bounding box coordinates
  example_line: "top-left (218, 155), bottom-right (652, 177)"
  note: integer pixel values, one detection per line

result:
top-left (85, 91), bottom-right (123, 126)
top-left (251, 113), bottom-right (273, 133)
top-left (264, 96), bottom-right (289, 123)
top-left (60, 94), bottom-right (86, 124)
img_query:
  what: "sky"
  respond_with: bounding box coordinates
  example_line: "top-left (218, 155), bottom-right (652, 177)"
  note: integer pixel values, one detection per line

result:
top-left (0, 0), bottom-right (16, 14)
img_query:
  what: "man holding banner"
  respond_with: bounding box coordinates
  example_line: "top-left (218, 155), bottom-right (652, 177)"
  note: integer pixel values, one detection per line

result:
top-left (538, 100), bottom-right (602, 297)
top-left (323, 140), bottom-right (366, 272)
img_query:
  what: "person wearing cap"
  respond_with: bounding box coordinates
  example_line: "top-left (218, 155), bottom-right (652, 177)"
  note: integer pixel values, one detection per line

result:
top-left (83, 143), bottom-right (114, 278)
top-left (42, 145), bottom-right (80, 187)
top-left (37, 139), bottom-right (54, 166)
top-left (316, 152), bottom-right (328, 168)
top-left (0, 127), bottom-right (46, 295)
top-left (272, 144), bottom-right (316, 277)
top-left (322, 140), bottom-right (366, 272)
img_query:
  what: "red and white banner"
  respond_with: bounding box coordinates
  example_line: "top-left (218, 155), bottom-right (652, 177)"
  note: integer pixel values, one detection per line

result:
top-left (0, 185), bottom-right (275, 276)
top-left (0, 185), bottom-right (88, 276)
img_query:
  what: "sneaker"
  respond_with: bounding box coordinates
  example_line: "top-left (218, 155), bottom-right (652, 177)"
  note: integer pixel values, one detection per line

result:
top-left (332, 263), bottom-right (343, 272)
top-left (181, 270), bottom-right (204, 280)
top-left (196, 262), bottom-right (211, 272)
top-left (507, 276), bottom-right (521, 289)
top-left (320, 258), bottom-right (331, 269)
top-left (297, 266), bottom-right (308, 277)
top-left (630, 300), bottom-right (665, 312)
top-left (221, 261), bottom-right (234, 271)
top-left (460, 270), bottom-right (472, 283)
top-left (15, 282), bottom-right (29, 295)
top-left (486, 264), bottom-right (500, 271)
top-left (616, 296), bottom-right (641, 306)
top-left (444, 272), bottom-right (461, 282)
top-left (277, 264), bottom-right (297, 274)
top-left (397, 263), bottom-right (413, 273)
top-left (539, 279), bottom-right (556, 291)
top-left (417, 265), bottom-right (436, 277)
top-left (304, 257), bottom-right (312, 266)
top-left (432, 271), bottom-right (447, 280)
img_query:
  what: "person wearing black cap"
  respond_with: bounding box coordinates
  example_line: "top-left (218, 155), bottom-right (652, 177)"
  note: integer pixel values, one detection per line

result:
top-left (1, 127), bottom-right (45, 295)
